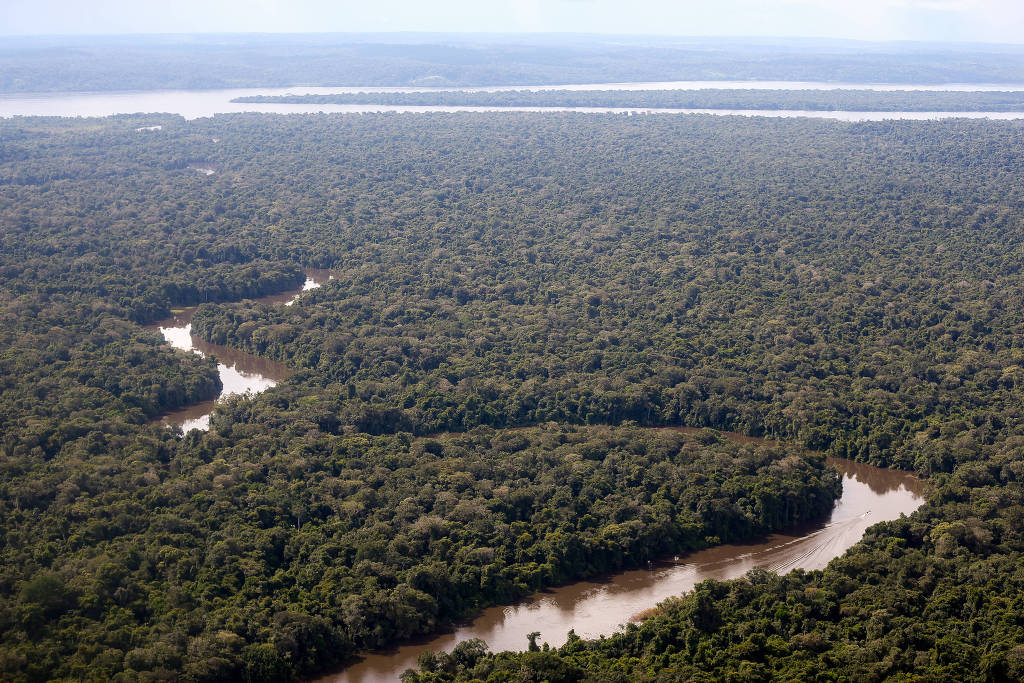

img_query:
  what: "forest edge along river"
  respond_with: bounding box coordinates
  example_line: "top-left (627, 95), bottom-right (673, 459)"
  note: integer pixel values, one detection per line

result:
top-left (146, 273), bottom-right (927, 682)
top-left (149, 268), bottom-right (334, 431)
top-left (7, 81), bottom-right (1024, 120)
top-left (317, 452), bottom-right (926, 683)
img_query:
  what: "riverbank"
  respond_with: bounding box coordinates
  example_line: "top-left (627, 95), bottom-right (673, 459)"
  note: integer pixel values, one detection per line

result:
top-left (231, 88), bottom-right (1024, 111)
top-left (149, 268), bottom-right (333, 430)
top-left (317, 450), bottom-right (925, 683)
top-left (6, 81), bottom-right (1024, 119)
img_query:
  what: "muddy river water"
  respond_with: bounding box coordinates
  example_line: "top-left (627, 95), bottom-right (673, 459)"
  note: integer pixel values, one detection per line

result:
top-left (150, 268), bottom-right (333, 430)
top-left (319, 454), bottom-right (926, 683)
top-left (148, 278), bottom-right (927, 682)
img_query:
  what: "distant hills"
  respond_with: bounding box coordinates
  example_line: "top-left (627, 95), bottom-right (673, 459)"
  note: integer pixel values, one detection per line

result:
top-left (3, 33), bottom-right (1024, 92)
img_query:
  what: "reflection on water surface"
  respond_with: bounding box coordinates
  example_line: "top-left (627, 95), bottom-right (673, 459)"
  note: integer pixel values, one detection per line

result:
top-left (321, 454), bottom-right (926, 683)
top-left (150, 269), bottom-right (333, 430)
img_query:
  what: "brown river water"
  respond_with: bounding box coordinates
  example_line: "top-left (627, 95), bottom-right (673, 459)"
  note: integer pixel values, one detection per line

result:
top-left (150, 268), bottom-right (333, 430)
top-left (148, 278), bottom-right (927, 682)
top-left (318, 454), bottom-right (926, 683)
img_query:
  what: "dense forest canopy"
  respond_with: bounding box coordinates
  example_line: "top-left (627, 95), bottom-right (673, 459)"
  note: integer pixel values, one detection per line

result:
top-left (4, 34), bottom-right (1024, 92)
top-left (2, 112), bottom-right (1024, 680)
top-left (233, 88), bottom-right (1024, 111)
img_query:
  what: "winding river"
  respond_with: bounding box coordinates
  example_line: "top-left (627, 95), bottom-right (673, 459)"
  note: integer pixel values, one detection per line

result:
top-left (0, 74), bottom-right (954, 682)
top-left (6, 70), bottom-right (952, 683)
top-left (150, 268), bottom-right (333, 430)
top-left (146, 273), bottom-right (926, 681)
top-left (319, 454), bottom-right (926, 683)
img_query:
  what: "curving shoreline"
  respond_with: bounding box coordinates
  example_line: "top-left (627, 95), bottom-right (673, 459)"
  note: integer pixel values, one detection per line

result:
top-left (143, 275), bottom-right (926, 682)
top-left (149, 268), bottom-right (333, 430)
top-left (316, 450), bottom-right (925, 683)
top-left (7, 82), bottom-right (1024, 120)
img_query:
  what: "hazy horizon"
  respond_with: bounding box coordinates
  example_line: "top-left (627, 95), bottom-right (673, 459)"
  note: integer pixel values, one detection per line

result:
top-left (2, 0), bottom-right (1024, 45)
top-left (2, 32), bottom-right (1024, 50)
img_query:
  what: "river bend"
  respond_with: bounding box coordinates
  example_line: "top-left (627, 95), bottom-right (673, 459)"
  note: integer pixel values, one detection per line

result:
top-left (150, 268), bottom-right (333, 431)
top-left (319, 455), bottom-right (926, 683)
top-left (144, 273), bottom-right (926, 682)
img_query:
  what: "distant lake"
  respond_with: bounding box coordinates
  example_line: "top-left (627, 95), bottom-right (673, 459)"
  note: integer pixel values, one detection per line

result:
top-left (5, 82), bottom-right (1024, 120)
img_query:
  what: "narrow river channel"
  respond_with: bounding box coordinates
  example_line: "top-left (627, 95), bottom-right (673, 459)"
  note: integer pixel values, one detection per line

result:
top-left (150, 268), bottom-right (333, 430)
top-left (317, 454), bottom-right (926, 683)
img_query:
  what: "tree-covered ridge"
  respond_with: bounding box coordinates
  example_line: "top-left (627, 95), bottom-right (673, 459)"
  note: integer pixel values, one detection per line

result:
top-left (0, 422), bottom-right (838, 682)
top-left (232, 88), bottom-right (1024, 111)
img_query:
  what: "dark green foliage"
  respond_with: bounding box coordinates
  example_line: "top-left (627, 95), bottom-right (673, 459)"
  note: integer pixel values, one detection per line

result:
top-left (234, 88), bottom-right (1024, 111)
top-left (0, 422), bottom-right (835, 682)
top-left (176, 113), bottom-right (1024, 473)
top-left (3, 112), bottom-right (1024, 682)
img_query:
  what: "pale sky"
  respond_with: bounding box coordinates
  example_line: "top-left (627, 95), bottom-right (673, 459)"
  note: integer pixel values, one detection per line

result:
top-left (1, 0), bottom-right (1023, 43)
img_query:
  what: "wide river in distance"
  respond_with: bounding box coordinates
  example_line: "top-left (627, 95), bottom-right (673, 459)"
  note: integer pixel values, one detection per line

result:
top-left (320, 454), bottom-right (926, 683)
top-left (4, 81), bottom-right (1024, 120)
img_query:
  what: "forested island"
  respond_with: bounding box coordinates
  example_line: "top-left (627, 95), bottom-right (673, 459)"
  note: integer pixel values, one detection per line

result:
top-left (2, 112), bottom-right (1024, 681)
top-left (232, 88), bottom-right (1024, 111)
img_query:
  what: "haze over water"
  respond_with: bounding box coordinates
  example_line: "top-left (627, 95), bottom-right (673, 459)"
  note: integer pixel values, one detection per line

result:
top-left (5, 82), bottom-right (1024, 120)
